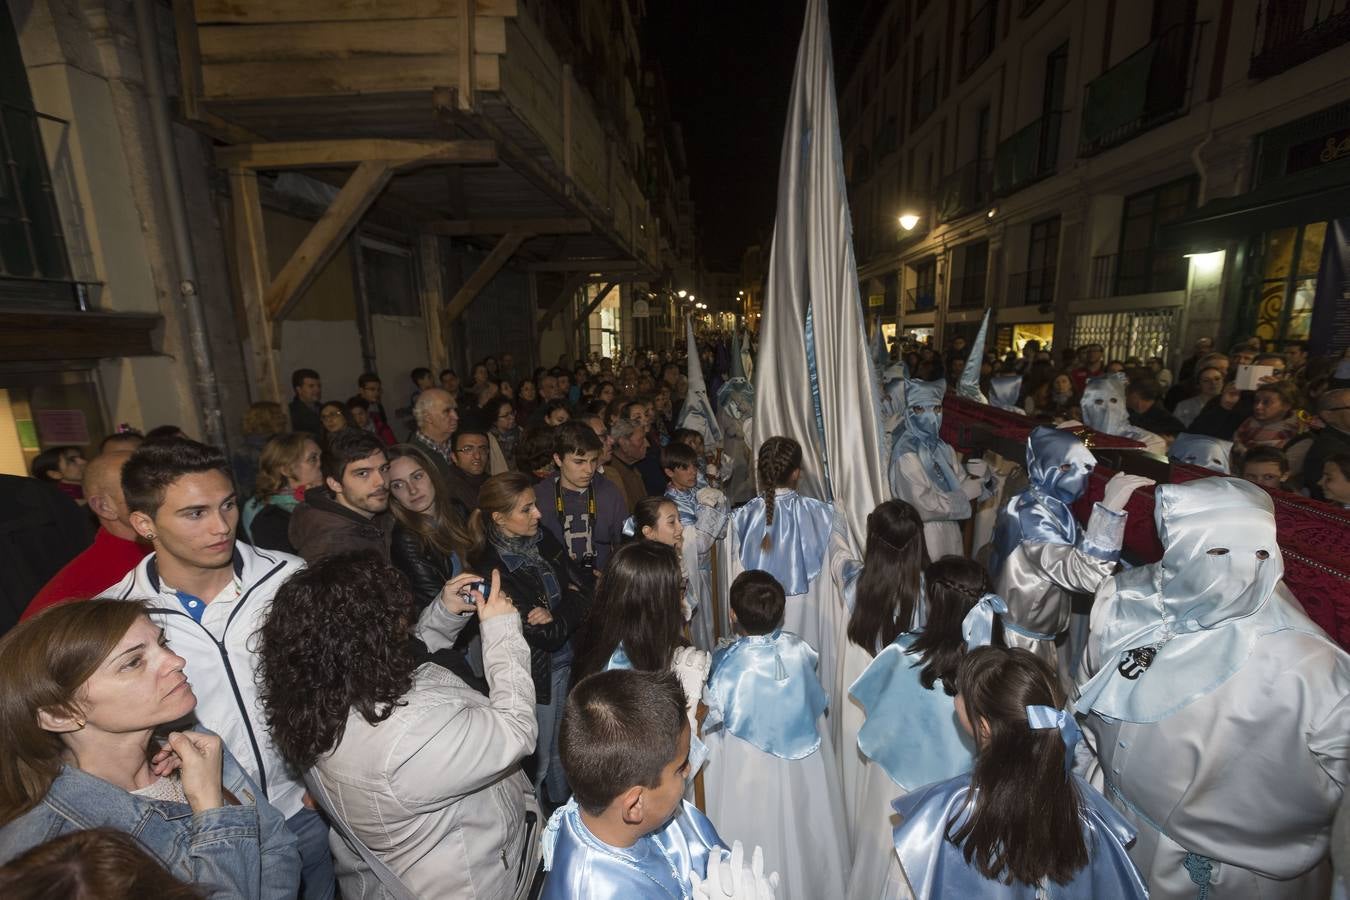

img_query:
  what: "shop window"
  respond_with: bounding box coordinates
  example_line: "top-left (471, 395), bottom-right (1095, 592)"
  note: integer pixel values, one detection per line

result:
top-left (1252, 221), bottom-right (1326, 343)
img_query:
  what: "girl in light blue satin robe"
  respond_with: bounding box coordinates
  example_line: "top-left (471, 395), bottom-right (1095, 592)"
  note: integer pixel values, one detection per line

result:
top-left (702, 570), bottom-right (850, 900)
top-left (889, 647), bottom-right (1146, 900)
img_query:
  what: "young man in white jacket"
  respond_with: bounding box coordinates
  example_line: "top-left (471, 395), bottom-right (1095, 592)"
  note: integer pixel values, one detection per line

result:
top-left (107, 438), bottom-right (334, 899)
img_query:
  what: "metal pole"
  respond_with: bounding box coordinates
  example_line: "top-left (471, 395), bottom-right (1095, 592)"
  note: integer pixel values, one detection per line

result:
top-left (132, 0), bottom-right (227, 450)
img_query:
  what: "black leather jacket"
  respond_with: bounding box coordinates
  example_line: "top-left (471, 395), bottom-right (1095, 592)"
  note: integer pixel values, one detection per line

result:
top-left (389, 523), bottom-right (486, 694)
top-left (472, 529), bottom-right (590, 705)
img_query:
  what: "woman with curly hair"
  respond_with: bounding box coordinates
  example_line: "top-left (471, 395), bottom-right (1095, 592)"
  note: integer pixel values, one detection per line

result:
top-left (256, 552), bottom-right (539, 900)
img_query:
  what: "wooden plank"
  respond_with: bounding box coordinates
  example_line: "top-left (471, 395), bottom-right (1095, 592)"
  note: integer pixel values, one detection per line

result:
top-left (266, 160), bottom-right (394, 320)
top-left (526, 259), bottom-right (648, 273)
top-left (215, 139), bottom-right (496, 170)
top-left (227, 170), bottom-right (284, 401)
top-left (457, 0), bottom-right (475, 111)
top-left (0, 311), bottom-right (160, 361)
top-left (198, 17), bottom-right (506, 62)
top-left (201, 54), bottom-right (500, 101)
top-left (445, 230), bottom-right (529, 324)
top-left (172, 0), bottom-right (204, 120)
top-left (535, 272), bottom-right (588, 332)
top-left (195, 0), bottom-right (517, 24)
top-left (417, 233), bottom-right (450, 374)
top-left (426, 217), bottom-right (589, 236)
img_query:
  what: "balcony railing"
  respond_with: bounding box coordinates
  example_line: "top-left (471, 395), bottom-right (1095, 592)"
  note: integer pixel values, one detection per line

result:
top-left (993, 111), bottom-right (1062, 196)
top-left (912, 67), bottom-right (938, 127)
top-left (1250, 0), bottom-right (1350, 78)
top-left (907, 287), bottom-right (937, 312)
top-left (1089, 250), bottom-right (1189, 298)
top-left (1006, 268), bottom-right (1057, 307)
top-left (960, 2), bottom-right (999, 79)
top-left (936, 159), bottom-right (993, 223)
top-left (1079, 22), bottom-right (1200, 157)
top-left (948, 274), bottom-right (987, 309)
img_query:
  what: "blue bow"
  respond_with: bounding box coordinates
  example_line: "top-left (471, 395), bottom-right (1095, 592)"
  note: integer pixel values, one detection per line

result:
top-left (960, 593), bottom-right (1007, 649)
top-left (1026, 704), bottom-right (1082, 764)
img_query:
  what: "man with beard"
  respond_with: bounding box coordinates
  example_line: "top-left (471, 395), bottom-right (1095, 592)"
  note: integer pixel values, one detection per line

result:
top-left (288, 429), bottom-right (392, 562)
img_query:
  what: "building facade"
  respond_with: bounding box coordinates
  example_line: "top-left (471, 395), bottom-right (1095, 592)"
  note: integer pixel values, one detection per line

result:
top-left (839, 0), bottom-right (1350, 366)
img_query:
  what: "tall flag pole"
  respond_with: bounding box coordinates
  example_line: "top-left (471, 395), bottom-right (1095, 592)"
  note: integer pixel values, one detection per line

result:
top-left (752, 0), bottom-right (887, 550)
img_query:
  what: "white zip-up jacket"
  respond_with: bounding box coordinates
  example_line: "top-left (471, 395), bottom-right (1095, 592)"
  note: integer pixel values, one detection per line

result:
top-left (104, 542), bottom-right (306, 818)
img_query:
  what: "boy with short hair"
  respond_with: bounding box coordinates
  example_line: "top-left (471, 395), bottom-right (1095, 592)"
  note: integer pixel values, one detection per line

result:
top-left (702, 571), bottom-right (849, 900)
top-left (663, 441), bottom-right (728, 651)
top-left (535, 422), bottom-right (627, 577)
top-left (543, 669), bottom-right (778, 899)
top-left (1240, 445), bottom-right (1290, 492)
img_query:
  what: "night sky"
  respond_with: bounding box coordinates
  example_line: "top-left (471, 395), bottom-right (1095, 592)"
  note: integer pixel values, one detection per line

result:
top-left (646, 0), bottom-right (869, 271)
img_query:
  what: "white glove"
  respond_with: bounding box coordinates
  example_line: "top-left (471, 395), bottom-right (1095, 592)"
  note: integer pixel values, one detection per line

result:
top-left (960, 475), bottom-right (984, 500)
top-left (670, 646), bottom-right (711, 720)
top-left (964, 458), bottom-right (990, 479)
top-left (691, 842), bottom-right (780, 900)
top-left (696, 486), bottom-right (725, 508)
top-left (1101, 472), bottom-right (1155, 512)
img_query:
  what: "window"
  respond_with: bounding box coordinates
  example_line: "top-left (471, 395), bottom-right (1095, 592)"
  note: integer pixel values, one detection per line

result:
top-left (1115, 177), bottom-right (1196, 295)
top-left (911, 259), bottom-right (937, 310)
top-left (1249, 222), bottom-right (1326, 343)
top-left (1023, 216), bottom-right (1060, 305)
top-left (953, 240), bottom-right (989, 308)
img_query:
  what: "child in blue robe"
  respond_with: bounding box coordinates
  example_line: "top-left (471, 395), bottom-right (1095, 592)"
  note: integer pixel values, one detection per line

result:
top-left (888, 646), bottom-right (1147, 900)
top-left (542, 668), bottom-right (778, 900)
top-left (663, 440), bottom-right (729, 653)
top-left (702, 570), bottom-right (850, 900)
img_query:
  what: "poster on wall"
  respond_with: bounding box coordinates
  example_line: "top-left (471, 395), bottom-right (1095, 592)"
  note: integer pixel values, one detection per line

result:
top-left (35, 409), bottom-right (89, 445)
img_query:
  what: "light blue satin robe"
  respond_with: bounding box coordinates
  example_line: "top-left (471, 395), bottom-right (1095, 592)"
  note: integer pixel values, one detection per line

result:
top-left (541, 799), bottom-right (726, 899)
top-left (704, 630), bottom-right (828, 760)
top-left (731, 491), bottom-right (832, 597)
top-left (848, 633), bottom-right (975, 790)
top-left (605, 646), bottom-right (710, 775)
top-left (892, 774), bottom-right (1147, 899)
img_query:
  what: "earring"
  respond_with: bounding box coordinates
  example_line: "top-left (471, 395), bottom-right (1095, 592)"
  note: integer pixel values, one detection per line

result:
top-left (145, 532), bottom-right (157, 541)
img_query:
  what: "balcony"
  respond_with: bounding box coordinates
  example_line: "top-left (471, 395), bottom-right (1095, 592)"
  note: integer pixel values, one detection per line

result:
top-left (1250, 0), bottom-right (1350, 78)
top-left (960, 2), bottom-right (998, 80)
top-left (936, 159), bottom-right (992, 223)
top-left (1006, 267), bottom-right (1056, 307)
top-left (912, 66), bottom-right (938, 127)
top-left (906, 287), bottom-right (936, 312)
top-left (1079, 22), bottom-right (1199, 157)
top-left (1088, 250), bottom-right (1189, 298)
top-left (993, 111), bottom-right (1062, 196)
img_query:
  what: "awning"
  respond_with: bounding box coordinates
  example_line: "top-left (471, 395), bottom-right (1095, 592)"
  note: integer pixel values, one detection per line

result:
top-left (1160, 161), bottom-right (1350, 251)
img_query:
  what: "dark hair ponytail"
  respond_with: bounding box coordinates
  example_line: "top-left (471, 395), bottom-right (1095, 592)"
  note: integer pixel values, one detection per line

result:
top-left (949, 647), bottom-right (1087, 886)
top-left (909, 556), bottom-right (1001, 693)
top-left (755, 437), bottom-right (803, 551)
top-left (847, 500), bottom-right (928, 655)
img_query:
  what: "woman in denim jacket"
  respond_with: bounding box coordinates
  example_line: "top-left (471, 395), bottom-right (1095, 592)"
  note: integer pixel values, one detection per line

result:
top-left (0, 599), bottom-right (300, 899)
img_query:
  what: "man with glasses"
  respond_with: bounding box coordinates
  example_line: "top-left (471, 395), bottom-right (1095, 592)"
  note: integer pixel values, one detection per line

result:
top-left (444, 426), bottom-right (491, 519)
top-left (1301, 388), bottom-right (1350, 501)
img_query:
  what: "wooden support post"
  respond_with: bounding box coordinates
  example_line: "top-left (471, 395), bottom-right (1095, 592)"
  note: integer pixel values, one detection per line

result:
top-left (574, 280), bottom-right (617, 356)
top-left (227, 169), bottom-right (283, 403)
top-left (349, 231), bottom-right (375, 372)
top-left (418, 233), bottom-right (450, 375)
top-left (457, 0), bottom-right (476, 111)
top-left (445, 231), bottom-right (530, 325)
top-left (266, 160), bottom-right (394, 321)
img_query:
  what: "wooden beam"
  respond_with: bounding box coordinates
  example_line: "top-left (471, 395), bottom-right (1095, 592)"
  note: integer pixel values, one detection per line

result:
top-left (266, 160), bottom-right (394, 320)
top-left (445, 231), bottom-right (530, 324)
top-left (525, 259), bottom-right (649, 273)
top-left (227, 169), bottom-right (283, 402)
top-left (171, 0), bottom-right (204, 121)
top-left (577, 281), bottom-right (619, 322)
top-left (574, 281), bottom-right (618, 357)
top-left (457, 0), bottom-right (475, 111)
top-left (193, 0), bottom-right (518, 24)
top-left (215, 139), bottom-right (496, 171)
top-left (536, 272), bottom-right (589, 332)
top-left (426, 217), bottom-right (591, 237)
top-left (418, 233), bottom-right (450, 374)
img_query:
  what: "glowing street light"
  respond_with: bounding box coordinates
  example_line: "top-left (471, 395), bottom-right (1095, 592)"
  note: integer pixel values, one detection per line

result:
top-left (898, 212), bottom-right (920, 231)
top-left (677, 289), bottom-right (688, 298)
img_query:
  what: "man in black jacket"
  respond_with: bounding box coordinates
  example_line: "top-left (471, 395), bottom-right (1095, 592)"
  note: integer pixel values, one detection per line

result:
top-left (288, 368), bottom-right (324, 437)
top-left (288, 430), bottom-right (393, 562)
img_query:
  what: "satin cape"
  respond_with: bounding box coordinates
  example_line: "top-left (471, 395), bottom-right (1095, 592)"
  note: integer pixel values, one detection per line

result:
top-left (988, 427), bottom-right (1095, 577)
top-left (989, 375), bottom-right (1024, 413)
top-left (849, 633), bottom-right (975, 790)
top-left (892, 774), bottom-right (1147, 899)
top-left (541, 798), bottom-right (726, 900)
top-left (891, 378), bottom-right (963, 492)
top-left (704, 630), bottom-right (828, 760)
top-left (1166, 433), bottom-right (1232, 473)
top-left (1075, 477), bottom-right (1325, 722)
top-left (732, 491), bottom-right (833, 596)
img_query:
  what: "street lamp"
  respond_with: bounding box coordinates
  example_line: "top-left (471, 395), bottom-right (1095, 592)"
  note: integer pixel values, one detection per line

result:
top-left (898, 212), bottom-right (920, 231)
top-left (677, 289), bottom-right (688, 298)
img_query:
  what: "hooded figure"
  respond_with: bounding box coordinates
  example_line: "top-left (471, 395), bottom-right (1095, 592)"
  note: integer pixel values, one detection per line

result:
top-left (988, 427), bottom-right (1149, 681)
top-left (887, 378), bottom-right (993, 560)
top-left (1166, 433), bottom-right (1232, 474)
top-left (1081, 374), bottom-right (1167, 455)
top-left (1076, 478), bottom-right (1349, 900)
top-left (988, 375), bottom-right (1025, 413)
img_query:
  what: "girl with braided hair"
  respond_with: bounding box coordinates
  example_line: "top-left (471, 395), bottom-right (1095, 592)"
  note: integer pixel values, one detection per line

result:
top-left (726, 436), bottom-right (842, 740)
